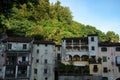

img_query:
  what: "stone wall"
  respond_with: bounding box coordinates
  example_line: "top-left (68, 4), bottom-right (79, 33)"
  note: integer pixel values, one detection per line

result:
top-left (58, 75), bottom-right (102, 80)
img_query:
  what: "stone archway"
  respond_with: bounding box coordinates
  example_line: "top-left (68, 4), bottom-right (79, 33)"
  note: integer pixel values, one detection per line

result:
top-left (72, 55), bottom-right (80, 61)
top-left (81, 55), bottom-right (89, 61)
top-left (69, 55), bottom-right (72, 61)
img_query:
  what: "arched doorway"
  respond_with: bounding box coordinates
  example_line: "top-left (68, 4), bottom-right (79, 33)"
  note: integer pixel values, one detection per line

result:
top-left (73, 55), bottom-right (80, 61)
top-left (69, 55), bottom-right (72, 61)
top-left (81, 55), bottom-right (89, 61)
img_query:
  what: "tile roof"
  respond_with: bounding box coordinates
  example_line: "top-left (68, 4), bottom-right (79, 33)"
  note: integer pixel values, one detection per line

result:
top-left (55, 45), bottom-right (62, 47)
top-left (62, 37), bottom-right (88, 41)
top-left (99, 42), bottom-right (120, 47)
top-left (3, 37), bottom-right (33, 43)
top-left (33, 40), bottom-right (55, 45)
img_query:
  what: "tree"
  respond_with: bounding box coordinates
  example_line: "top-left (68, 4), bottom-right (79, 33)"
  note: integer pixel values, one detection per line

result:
top-left (106, 31), bottom-right (119, 42)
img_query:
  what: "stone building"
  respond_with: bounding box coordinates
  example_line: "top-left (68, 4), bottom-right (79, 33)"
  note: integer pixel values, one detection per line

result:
top-left (2, 37), bottom-right (33, 80)
top-left (99, 42), bottom-right (120, 80)
top-left (30, 40), bottom-right (55, 80)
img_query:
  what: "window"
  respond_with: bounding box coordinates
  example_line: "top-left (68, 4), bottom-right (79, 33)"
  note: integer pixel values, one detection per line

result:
top-left (103, 67), bottom-right (108, 73)
top-left (36, 59), bottom-right (39, 63)
top-left (37, 49), bottom-right (39, 54)
top-left (23, 44), bottom-right (27, 49)
top-left (22, 56), bottom-right (26, 62)
top-left (111, 61), bottom-right (114, 65)
top-left (118, 66), bottom-right (120, 72)
top-left (45, 44), bottom-right (47, 47)
top-left (116, 47), bottom-right (120, 51)
top-left (44, 59), bottom-right (47, 64)
top-left (91, 46), bottom-right (95, 50)
top-left (45, 77), bottom-right (48, 80)
top-left (116, 56), bottom-right (120, 66)
top-left (34, 68), bottom-right (37, 74)
top-left (44, 69), bottom-right (47, 74)
top-left (0, 68), bottom-right (1, 71)
top-left (91, 37), bottom-right (94, 41)
top-left (57, 54), bottom-right (61, 60)
top-left (93, 65), bottom-right (98, 72)
top-left (103, 56), bottom-right (107, 62)
top-left (101, 47), bottom-right (107, 52)
top-left (8, 44), bottom-right (12, 49)
top-left (102, 77), bottom-right (108, 80)
top-left (58, 47), bottom-right (60, 51)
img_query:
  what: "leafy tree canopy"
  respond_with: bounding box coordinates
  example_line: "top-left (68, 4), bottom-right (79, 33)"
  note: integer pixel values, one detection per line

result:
top-left (0, 0), bottom-right (119, 44)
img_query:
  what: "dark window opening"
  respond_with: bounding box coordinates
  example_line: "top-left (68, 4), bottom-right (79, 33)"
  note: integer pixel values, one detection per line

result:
top-left (44, 69), bottom-right (47, 74)
top-left (102, 77), bottom-right (108, 80)
top-left (103, 56), bottom-right (107, 62)
top-left (23, 44), bottom-right (27, 49)
top-left (37, 49), bottom-right (39, 54)
top-left (91, 46), bottom-right (95, 50)
top-left (116, 47), bottom-right (120, 51)
top-left (8, 44), bottom-right (12, 49)
top-left (34, 68), bottom-right (37, 74)
top-left (36, 59), bottom-right (39, 63)
top-left (45, 77), bottom-right (47, 80)
top-left (101, 47), bottom-right (107, 52)
top-left (58, 47), bottom-right (60, 51)
top-left (103, 67), bottom-right (108, 73)
top-left (22, 56), bottom-right (26, 62)
top-left (57, 54), bottom-right (61, 60)
top-left (44, 59), bottom-right (47, 64)
top-left (45, 44), bottom-right (47, 47)
top-left (91, 37), bottom-right (94, 41)
top-left (93, 65), bottom-right (98, 72)
top-left (118, 66), bottom-right (120, 72)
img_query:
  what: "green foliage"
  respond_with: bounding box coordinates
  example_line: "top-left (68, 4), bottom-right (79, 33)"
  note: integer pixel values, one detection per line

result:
top-left (0, 0), bottom-right (119, 44)
top-left (106, 31), bottom-right (119, 42)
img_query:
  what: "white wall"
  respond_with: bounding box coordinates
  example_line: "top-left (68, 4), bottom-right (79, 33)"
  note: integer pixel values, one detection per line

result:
top-left (99, 46), bottom-right (120, 80)
top-left (88, 36), bottom-right (98, 56)
top-left (31, 44), bottom-right (55, 80)
top-left (7, 42), bottom-right (31, 51)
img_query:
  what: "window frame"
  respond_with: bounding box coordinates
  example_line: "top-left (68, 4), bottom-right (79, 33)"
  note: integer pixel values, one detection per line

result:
top-left (91, 37), bottom-right (94, 41)
top-left (36, 49), bottom-right (39, 54)
top-left (44, 69), bottom-right (47, 74)
top-left (23, 44), bottom-right (27, 49)
top-left (103, 56), bottom-right (107, 62)
top-left (44, 59), bottom-right (47, 64)
top-left (91, 46), bottom-right (95, 50)
top-left (116, 47), bottom-right (120, 51)
top-left (101, 47), bottom-right (107, 52)
top-left (8, 43), bottom-right (12, 49)
top-left (34, 68), bottom-right (37, 74)
top-left (36, 59), bottom-right (39, 63)
top-left (103, 67), bottom-right (108, 73)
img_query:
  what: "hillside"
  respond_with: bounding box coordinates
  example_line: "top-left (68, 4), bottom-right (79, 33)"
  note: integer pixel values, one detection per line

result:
top-left (0, 0), bottom-right (119, 44)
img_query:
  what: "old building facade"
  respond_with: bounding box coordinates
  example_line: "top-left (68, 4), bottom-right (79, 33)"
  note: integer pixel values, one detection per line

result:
top-left (0, 34), bottom-right (120, 80)
top-left (30, 40), bottom-right (55, 80)
top-left (2, 37), bottom-right (33, 80)
top-left (99, 42), bottom-right (120, 80)
top-left (61, 34), bottom-right (99, 67)
top-left (0, 43), bottom-right (5, 79)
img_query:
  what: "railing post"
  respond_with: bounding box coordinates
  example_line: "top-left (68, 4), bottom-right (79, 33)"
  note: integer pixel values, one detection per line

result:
top-left (15, 66), bottom-right (18, 78)
top-left (3, 66), bottom-right (6, 79)
top-left (27, 66), bottom-right (30, 77)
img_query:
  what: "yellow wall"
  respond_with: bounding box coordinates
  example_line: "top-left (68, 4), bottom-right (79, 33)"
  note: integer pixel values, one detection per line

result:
top-left (89, 64), bottom-right (102, 75)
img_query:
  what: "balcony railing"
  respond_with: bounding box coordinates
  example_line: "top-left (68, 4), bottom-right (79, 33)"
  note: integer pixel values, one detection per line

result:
top-left (18, 61), bottom-right (29, 65)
